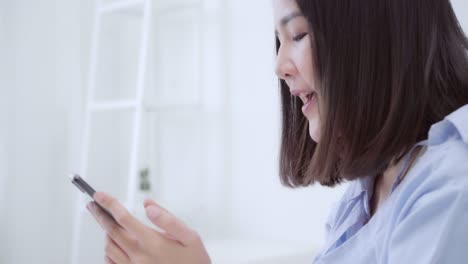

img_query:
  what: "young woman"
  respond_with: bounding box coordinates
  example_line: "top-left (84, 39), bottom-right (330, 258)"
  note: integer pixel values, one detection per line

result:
top-left (87, 0), bottom-right (468, 263)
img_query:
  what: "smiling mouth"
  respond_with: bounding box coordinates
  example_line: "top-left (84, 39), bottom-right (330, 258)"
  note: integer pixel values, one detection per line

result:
top-left (300, 92), bottom-right (316, 105)
top-left (301, 92), bottom-right (317, 115)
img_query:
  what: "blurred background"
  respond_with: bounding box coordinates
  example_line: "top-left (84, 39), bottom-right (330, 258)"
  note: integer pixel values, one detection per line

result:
top-left (0, 0), bottom-right (467, 263)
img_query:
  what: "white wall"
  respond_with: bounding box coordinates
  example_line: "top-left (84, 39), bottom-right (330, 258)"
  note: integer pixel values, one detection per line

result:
top-left (452, 0), bottom-right (468, 30)
top-left (1, 0), bottom-right (80, 263)
top-left (0, 4), bottom-right (10, 263)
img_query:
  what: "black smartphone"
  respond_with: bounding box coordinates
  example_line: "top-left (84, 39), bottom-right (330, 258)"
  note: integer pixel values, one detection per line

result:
top-left (69, 174), bottom-right (117, 222)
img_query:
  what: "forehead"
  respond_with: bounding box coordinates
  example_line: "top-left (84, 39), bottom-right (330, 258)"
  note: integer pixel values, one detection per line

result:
top-left (272, 0), bottom-right (303, 26)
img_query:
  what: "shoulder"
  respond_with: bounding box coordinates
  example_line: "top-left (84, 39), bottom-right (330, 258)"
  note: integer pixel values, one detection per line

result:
top-left (416, 140), bottom-right (468, 189)
top-left (413, 104), bottom-right (468, 189)
top-left (383, 136), bottom-right (468, 264)
top-left (394, 105), bottom-right (468, 216)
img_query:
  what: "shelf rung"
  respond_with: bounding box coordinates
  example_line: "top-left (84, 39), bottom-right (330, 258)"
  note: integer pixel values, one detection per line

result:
top-left (89, 100), bottom-right (138, 111)
top-left (143, 103), bottom-right (202, 112)
top-left (154, 2), bottom-right (202, 17)
top-left (98, 0), bottom-right (145, 15)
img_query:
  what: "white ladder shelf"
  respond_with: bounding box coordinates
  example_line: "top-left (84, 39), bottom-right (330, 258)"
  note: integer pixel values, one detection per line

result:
top-left (70, 0), bottom-right (153, 263)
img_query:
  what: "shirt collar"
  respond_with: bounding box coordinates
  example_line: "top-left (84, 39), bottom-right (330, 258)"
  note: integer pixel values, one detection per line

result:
top-left (429, 104), bottom-right (468, 146)
top-left (344, 175), bottom-right (371, 204)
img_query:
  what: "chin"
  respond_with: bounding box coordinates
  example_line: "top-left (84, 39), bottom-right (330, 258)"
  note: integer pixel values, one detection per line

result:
top-left (308, 120), bottom-right (321, 143)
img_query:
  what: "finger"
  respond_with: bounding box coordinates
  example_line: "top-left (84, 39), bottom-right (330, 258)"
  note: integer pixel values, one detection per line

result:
top-left (144, 199), bottom-right (158, 209)
top-left (88, 202), bottom-right (137, 252)
top-left (94, 192), bottom-right (148, 237)
top-left (145, 204), bottom-right (199, 246)
top-left (143, 200), bottom-right (178, 241)
top-left (105, 236), bottom-right (130, 264)
top-left (143, 198), bottom-right (165, 210)
top-left (105, 256), bottom-right (116, 264)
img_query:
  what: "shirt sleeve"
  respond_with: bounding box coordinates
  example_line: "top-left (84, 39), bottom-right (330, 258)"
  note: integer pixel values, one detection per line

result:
top-left (386, 150), bottom-right (468, 264)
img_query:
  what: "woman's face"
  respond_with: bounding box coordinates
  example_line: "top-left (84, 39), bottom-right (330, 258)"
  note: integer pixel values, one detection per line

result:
top-left (273, 0), bottom-right (321, 142)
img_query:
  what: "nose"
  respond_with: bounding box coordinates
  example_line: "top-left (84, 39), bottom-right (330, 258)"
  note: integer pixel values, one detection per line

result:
top-left (275, 45), bottom-right (296, 80)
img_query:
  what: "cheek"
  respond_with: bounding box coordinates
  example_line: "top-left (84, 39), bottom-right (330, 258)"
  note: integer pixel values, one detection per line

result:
top-left (294, 41), bottom-right (316, 87)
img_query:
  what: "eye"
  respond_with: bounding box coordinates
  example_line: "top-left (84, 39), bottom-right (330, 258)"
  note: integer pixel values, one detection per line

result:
top-left (293, 33), bottom-right (307, 42)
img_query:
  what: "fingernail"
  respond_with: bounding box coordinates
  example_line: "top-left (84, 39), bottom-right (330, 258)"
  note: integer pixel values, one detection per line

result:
top-left (147, 206), bottom-right (161, 219)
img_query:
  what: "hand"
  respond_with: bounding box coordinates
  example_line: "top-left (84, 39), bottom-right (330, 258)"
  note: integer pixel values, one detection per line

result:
top-left (87, 192), bottom-right (211, 264)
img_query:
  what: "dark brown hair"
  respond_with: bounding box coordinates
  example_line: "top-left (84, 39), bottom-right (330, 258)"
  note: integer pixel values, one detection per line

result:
top-left (278, 0), bottom-right (468, 187)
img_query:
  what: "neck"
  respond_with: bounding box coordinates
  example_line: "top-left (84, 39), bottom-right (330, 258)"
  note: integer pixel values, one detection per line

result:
top-left (370, 146), bottom-right (423, 217)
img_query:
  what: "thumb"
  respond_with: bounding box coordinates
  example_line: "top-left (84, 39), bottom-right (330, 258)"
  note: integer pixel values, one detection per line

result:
top-left (145, 203), bottom-right (198, 246)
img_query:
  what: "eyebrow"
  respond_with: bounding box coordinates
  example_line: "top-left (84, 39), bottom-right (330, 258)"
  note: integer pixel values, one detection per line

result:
top-left (275, 11), bottom-right (304, 36)
top-left (281, 11), bottom-right (303, 26)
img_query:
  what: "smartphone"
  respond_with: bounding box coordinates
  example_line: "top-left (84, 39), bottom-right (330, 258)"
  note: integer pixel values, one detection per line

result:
top-left (69, 174), bottom-right (117, 222)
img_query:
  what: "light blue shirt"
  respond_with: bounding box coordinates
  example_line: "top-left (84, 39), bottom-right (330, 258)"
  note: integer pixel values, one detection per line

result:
top-left (313, 104), bottom-right (468, 264)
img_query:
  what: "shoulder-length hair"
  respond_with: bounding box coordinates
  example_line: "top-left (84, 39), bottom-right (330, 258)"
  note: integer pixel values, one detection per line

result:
top-left (278, 0), bottom-right (468, 187)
